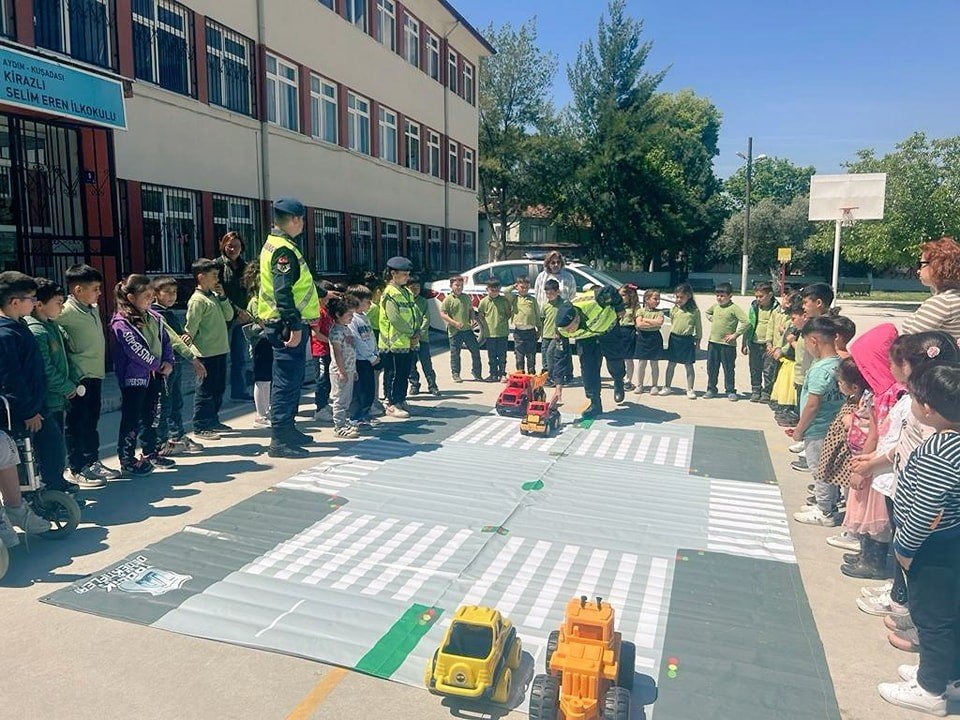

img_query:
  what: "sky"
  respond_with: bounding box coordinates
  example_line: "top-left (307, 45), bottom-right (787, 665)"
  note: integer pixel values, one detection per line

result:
top-left (454, 0), bottom-right (960, 178)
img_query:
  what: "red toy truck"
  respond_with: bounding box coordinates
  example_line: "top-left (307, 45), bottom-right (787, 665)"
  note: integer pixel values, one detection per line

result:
top-left (496, 372), bottom-right (548, 417)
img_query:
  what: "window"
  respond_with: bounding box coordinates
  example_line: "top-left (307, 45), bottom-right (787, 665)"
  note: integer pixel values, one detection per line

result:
top-left (404, 120), bottom-right (420, 172)
top-left (427, 131), bottom-right (441, 178)
top-left (317, 0), bottom-right (334, 8)
top-left (463, 61), bottom-right (475, 105)
top-left (403, 15), bottom-right (419, 67)
top-left (376, 0), bottom-right (395, 51)
top-left (351, 215), bottom-right (374, 269)
top-left (406, 224), bottom-right (423, 269)
top-left (347, 93), bottom-right (371, 154)
top-left (426, 33), bottom-right (440, 81)
top-left (463, 147), bottom-right (475, 189)
top-left (35, 0), bottom-right (112, 68)
top-left (310, 75), bottom-right (338, 144)
top-left (345, 0), bottom-right (366, 32)
top-left (461, 230), bottom-right (476, 267)
top-left (0, 0), bottom-right (11, 36)
top-left (133, 0), bottom-right (193, 95)
top-left (378, 107), bottom-right (397, 163)
top-left (531, 225), bottom-right (547, 245)
top-left (315, 210), bottom-right (345, 273)
top-left (266, 54), bottom-right (299, 131)
top-left (206, 21), bottom-right (254, 115)
top-left (447, 49), bottom-right (458, 93)
top-left (141, 184), bottom-right (200, 274)
top-left (213, 194), bottom-right (260, 260)
top-left (427, 226), bottom-right (443, 270)
top-left (448, 140), bottom-right (459, 185)
top-left (446, 230), bottom-right (461, 271)
top-left (380, 220), bottom-right (400, 261)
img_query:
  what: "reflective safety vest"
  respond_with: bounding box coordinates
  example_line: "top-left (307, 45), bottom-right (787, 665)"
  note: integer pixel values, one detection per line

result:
top-left (378, 284), bottom-right (422, 352)
top-left (559, 294), bottom-right (618, 340)
top-left (257, 233), bottom-right (320, 323)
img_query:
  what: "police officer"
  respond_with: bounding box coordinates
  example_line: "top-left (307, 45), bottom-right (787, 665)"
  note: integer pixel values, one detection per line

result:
top-left (257, 198), bottom-right (323, 458)
top-left (378, 256), bottom-right (422, 419)
top-left (557, 286), bottom-right (627, 419)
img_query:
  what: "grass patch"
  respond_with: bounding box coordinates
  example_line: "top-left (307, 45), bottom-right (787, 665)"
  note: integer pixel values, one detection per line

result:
top-left (836, 290), bottom-right (930, 302)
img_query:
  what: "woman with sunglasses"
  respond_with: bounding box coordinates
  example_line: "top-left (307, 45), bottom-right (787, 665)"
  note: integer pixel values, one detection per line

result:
top-left (902, 237), bottom-right (960, 341)
top-left (534, 251), bottom-right (577, 307)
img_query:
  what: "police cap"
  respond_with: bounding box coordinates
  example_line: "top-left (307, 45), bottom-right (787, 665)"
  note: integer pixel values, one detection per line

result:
top-left (273, 197), bottom-right (305, 217)
top-left (386, 256), bottom-right (413, 271)
top-left (557, 303), bottom-right (577, 328)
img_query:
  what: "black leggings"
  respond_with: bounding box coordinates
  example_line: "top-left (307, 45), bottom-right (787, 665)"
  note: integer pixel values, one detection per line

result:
top-left (886, 496), bottom-right (908, 606)
top-left (381, 351), bottom-right (412, 406)
top-left (118, 377), bottom-right (162, 465)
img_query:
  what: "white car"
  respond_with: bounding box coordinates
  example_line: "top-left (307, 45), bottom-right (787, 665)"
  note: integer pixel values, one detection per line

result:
top-left (424, 259), bottom-right (673, 333)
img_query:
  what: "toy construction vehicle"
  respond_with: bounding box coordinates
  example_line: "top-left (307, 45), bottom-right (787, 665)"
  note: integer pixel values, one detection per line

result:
top-left (520, 391), bottom-right (561, 437)
top-left (496, 371), bottom-right (548, 417)
top-left (529, 595), bottom-right (635, 720)
top-left (425, 605), bottom-right (523, 705)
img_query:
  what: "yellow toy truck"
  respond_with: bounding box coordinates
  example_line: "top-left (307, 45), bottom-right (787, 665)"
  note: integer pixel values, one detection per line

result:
top-left (425, 605), bottom-right (523, 705)
top-left (529, 595), bottom-right (635, 720)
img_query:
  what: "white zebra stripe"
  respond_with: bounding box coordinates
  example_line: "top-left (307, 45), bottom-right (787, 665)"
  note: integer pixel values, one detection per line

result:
top-left (707, 542), bottom-right (796, 563)
top-left (634, 435), bottom-right (653, 462)
top-left (331, 522), bottom-right (423, 591)
top-left (595, 431), bottom-right (619, 459)
top-left (575, 549), bottom-right (609, 599)
top-left (302, 518), bottom-right (399, 586)
top-left (360, 525), bottom-right (448, 595)
top-left (274, 514), bottom-right (374, 581)
top-left (634, 558), bottom-right (669, 648)
top-left (653, 437), bottom-right (671, 465)
top-left (447, 417), bottom-right (496, 443)
top-left (460, 536), bottom-right (526, 607)
top-left (674, 437), bottom-right (690, 467)
top-left (466, 419), bottom-right (505, 445)
top-left (485, 421), bottom-right (519, 447)
top-left (497, 540), bottom-right (552, 615)
top-left (607, 553), bottom-right (638, 612)
top-left (709, 502), bottom-right (788, 520)
top-left (614, 434), bottom-right (634, 460)
top-left (246, 511), bottom-right (352, 575)
top-left (575, 431), bottom-right (601, 457)
top-left (393, 528), bottom-right (473, 601)
top-left (524, 545), bottom-right (581, 629)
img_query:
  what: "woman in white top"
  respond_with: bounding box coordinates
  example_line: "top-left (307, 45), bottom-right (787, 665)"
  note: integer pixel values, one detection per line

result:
top-left (534, 250), bottom-right (577, 306)
top-left (902, 236), bottom-right (960, 340)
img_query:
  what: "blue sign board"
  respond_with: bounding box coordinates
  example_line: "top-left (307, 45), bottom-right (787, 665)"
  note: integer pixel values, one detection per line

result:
top-left (0, 44), bottom-right (127, 130)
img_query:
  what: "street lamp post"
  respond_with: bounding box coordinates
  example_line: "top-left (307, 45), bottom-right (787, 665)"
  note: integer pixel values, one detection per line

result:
top-left (736, 139), bottom-right (768, 295)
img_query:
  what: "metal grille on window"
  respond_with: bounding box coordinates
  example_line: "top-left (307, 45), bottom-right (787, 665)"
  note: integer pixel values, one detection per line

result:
top-left (315, 210), bottom-right (344, 273)
top-left (406, 224), bottom-right (423, 270)
top-left (142, 184), bottom-right (200, 274)
top-left (380, 220), bottom-right (399, 262)
top-left (461, 231), bottom-right (476, 267)
top-left (35, 0), bottom-right (113, 68)
top-left (427, 226), bottom-right (442, 271)
top-left (133, 0), bottom-right (195, 96)
top-left (213, 194), bottom-right (260, 260)
top-left (447, 230), bottom-right (460, 271)
top-left (206, 20), bottom-right (255, 116)
top-left (0, 1), bottom-right (10, 37)
top-left (351, 215), bottom-right (373, 270)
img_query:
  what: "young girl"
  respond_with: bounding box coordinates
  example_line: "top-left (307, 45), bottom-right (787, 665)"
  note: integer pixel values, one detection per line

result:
top-left (328, 296), bottom-right (360, 438)
top-left (634, 289), bottom-right (665, 394)
top-left (110, 275), bottom-right (174, 477)
top-left (242, 263), bottom-right (273, 429)
top-left (658, 283), bottom-right (701, 399)
top-left (619, 285), bottom-right (639, 390)
top-left (878, 362), bottom-right (960, 716)
top-left (771, 299), bottom-right (804, 425)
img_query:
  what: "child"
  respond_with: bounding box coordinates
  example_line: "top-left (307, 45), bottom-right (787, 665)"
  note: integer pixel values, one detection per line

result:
top-left (110, 275), bottom-right (175, 476)
top-left (239, 264), bottom-right (273, 429)
top-left (59, 263), bottom-right (117, 487)
top-left (633, 289), bottom-right (665, 394)
top-left (365, 274), bottom-right (386, 412)
top-left (186, 258), bottom-right (234, 440)
top-left (440, 275), bottom-right (482, 383)
top-left (511, 276), bottom-right (540, 375)
top-left (877, 362), bottom-right (960, 716)
top-left (792, 317), bottom-right (845, 526)
top-left (407, 276), bottom-right (440, 396)
top-left (834, 315), bottom-right (857, 359)
top-left (310, 280), bottom-right (337, 422)
top-left (742, 281), bottom-right (779, 402)
top-left (327, 295), bottom-right (359, 439)
top-left (773, 299), bottom-right (805, 429)
top-left (540, 279), bottom-right (566, 387)
top-left (152, 277), bottom-right (207, 453)
top-left (619, 285), bottom-right (639, 390)
top-left (25, 279), bottom-right (78, 494)
top-left (347, 285), bottom-right (380, 427)
top-left (659, 283), bottom-right (701, 399)
top-left (704, 282), bottom-right (748, 401)
top-left (477, 278), bottom-right (510, 382)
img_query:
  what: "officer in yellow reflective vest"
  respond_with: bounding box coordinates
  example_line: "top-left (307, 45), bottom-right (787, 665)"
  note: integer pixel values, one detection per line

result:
top-left (557, 286), bottom-right (628, 418)
top-left (378, 256), bottom-right (422, 419)
top-left (257, 198), bottom-right (323, 457)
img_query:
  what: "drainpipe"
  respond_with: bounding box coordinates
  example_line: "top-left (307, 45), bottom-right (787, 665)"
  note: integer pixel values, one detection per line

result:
top-left (256, 0), bottom-right (271, 206)
top-left (442, 20), bottom-right (461, 242)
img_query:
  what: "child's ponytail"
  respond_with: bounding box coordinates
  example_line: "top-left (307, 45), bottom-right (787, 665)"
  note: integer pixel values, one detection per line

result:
top-left (114, 274), bottom-right (152, 328)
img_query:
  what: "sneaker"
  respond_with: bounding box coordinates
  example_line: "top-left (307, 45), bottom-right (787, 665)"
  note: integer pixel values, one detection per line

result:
top-left (634, 386), bottom-right (645, 395)
top-left (211, 422), bottom-right (233, 432)
top-left (614, 387), bottom-right (625, 404)
top-left (120, 459), bottom-right (155, 477)
top-left (429, 385), bottom-right (442, 397)
top-left (826, 532), bottom-right (861, 551)
top-left (472, 374), bottom-right (484, 382)
top-left (314, 407), bottom-right (333, 422)
top-left (685, 390), bottom-right (697, 400)
top-left (4, 503), bottom-right (50, 534)
top-left (369, 404), bottom-right (386, 418)
top-left (144, 453), bottom-right (175, 469)
top-left (268, 443), bottom-right (309, 459)
top-left (805, 495), bottom-right (817, 506)
top-left (194, 430), bottom-right (221, 441)
top-left (385, 404), bottom-right (410, 419)
top-left (789, 441), bottom-right (805, 454)
top-left (791, 459), bottom-right (810, 473)
top-left (727, 393), bottom-right (739, 402)
top-left (857, 592), bottom-right (909, 617)
top-left (409, 385), bottom-right (421, 395)
top-left (657, 387), bottom-right (672, 396)
top-left (885, 613), bottom-right (916, 632)
top-left (860, 582), bottom-right (893, 599)
top-left (89, 461), bottom-right (120, 480)
top-left (750, 392), bottom-right (762, 403)
top-left (793, 506), bottom-right (840, 526)
top-left (807, 483), bottom-right (815, 492)
top-left (0, 512), bottom-right (20, 547)
top-left (889, 628), bottom-right (920, 653)
top-left (897, 667), bottom-right (960, 700)
top-left (357, 418), bottom-right (382, 429)
top-left (177, 436), bottom-right (205, 453)
top-left (158, 440), bottom-right (185, 457)
top-left (760, 392), bottom-right (771, 403)
top-left (877, 679), bottom-right (946, 716)
top-left (334, 425), bottom-right (359, 438)
top-left (253, 416), bottom-right (272, 429)
top-left (703, 390), bottom-right (717, 399)
top-left (452, 374), bottom-right (463, 384)
top-left (624, 382), bottom-right (635, 391)
top-left (73, 467), bottom-right (107, 489)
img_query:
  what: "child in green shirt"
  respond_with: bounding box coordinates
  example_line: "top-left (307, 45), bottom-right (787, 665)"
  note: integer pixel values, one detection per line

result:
top-left (541, 279), bottom-right (570, 395)
top-left (704, 282), bottom-right (748, 400)
top-left (439, 275), bottom-right (482, 382)
top-left (510, 276), bottom-right (540, 374)
top-left (660, 283), bottom-right (702, 399)
top-left (477, 278), bottom-right (511, 382)
top-left (406, 276), bottom-right (439, 396)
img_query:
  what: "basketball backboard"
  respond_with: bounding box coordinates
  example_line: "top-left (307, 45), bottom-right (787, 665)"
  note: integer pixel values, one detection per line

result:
top-left (808, 173), bottom-right (887, 221)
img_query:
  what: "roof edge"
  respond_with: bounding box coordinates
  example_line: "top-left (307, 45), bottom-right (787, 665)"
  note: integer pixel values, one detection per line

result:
top-left (438, 0), bottom-right (496, 55)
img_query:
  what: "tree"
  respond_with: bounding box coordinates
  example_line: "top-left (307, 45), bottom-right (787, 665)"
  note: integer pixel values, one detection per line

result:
top-left (478, 20), bottom-right (558, 261)
top-left (723, 157), bottom-right (816, 211)
top-left (716, 195), bottom-right (822, 274)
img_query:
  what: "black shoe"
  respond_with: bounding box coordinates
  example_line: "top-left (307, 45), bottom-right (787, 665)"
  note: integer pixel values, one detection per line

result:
top-left (472, 374), bottom-right (484, 382)
top-left (428, 385), bottom-right (441, 397)
top-left (283, 428), bottom-right (315, 447)
top-left (45, 480), bottom-right (81, 495)
top-left (805, 495), bottom-right (816, 505)
top-left (807, 483), bottom-right (815, 492)
top-left (452, 374), bottom-right (463, 384)
top-left (483, 376), bottom-right (497, 383)
top-left (750, 392), bottom-right (762, 403)
top-left (791, 459), bottom-right (810, 472)
top-left (760, 393), bottom-right (771, 403)
top-left (409, 385), bottom-right (421, 395)
top-left (843, 552), bottom-right (861, 565)
top-left (268, 443), bottom-right (309, 459)
top-left (211, 422), bottom-right (233, 432)
top-left (120, 460), bottom-right (154, 477)
top-left (145, 453), bottom-right (176, 469)
top-left (581, 402), bottom-right (602, 420)
top-left (614, 386), bottom-right (625, 404)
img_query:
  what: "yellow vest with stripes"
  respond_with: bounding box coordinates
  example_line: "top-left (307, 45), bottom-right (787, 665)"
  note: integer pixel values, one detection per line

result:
top-left (559, 294), bottom-right (617, 339)
top-left (378, 284), bottom-right (421, 352)
top-left (257, 233), bottom-right (320, 322)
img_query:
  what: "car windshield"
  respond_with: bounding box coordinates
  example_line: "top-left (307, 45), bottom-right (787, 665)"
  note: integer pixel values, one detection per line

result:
top-left (443, 623), bottom-right (493, 659)
top-left (580, 267), bottom-right (626, 288)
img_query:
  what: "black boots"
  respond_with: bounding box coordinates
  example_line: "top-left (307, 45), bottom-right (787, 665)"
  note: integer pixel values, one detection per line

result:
top-left (581, 401), bottom-right (603, 420)
top-left (841, 537), bottom-right (890, 580)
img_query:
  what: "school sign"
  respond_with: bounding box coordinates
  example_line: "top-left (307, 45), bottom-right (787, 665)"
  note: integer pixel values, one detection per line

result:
top-left (0, 44), bottom-right (127, 130)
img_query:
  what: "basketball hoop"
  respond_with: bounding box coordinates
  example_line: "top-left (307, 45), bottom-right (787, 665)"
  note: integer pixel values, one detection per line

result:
top-left (840, 206), bottom-right (858, 228)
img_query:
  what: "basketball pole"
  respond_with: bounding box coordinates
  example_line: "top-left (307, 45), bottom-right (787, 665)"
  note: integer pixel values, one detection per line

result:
top-left (831, 218), bottom-right (842, 296)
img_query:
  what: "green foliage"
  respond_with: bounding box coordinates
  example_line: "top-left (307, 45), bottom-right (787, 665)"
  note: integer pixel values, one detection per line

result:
top-left (723, 157), bottom-right (816, 210)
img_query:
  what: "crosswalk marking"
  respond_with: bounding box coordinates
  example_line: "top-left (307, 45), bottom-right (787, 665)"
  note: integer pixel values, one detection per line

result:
top-left (595, 431), bottom-right (619, 459)
top-left (447, 416), bottom-right (496, 443)
top-left (393, 528), bottom-right (473, 602)
top-left (331, 522), bottom-right (423, 591)
top-left (274, 514), bottom-right (374, 581)
top-left (460, 536), bottom-right (526, 607)
top-left (614, 434), bottom-right (633, 460)
top-left (498, 540), bottom-right (551, 616)
top-left (654, 436), bottom-right (670, 465)
top-left (246, 511), bottom-right (352, 575)
top-left (635, 558), bottom-right (669, 648)
top-left (303, 518), bottom-right (399, 586)
top-left (576, 549), bottom-right (608, 598)
top-left (524, 545), bottom-right (581, 629)
top-left (607, 553), bottom-right (638, 612)
top-left (634, 435), bottom-right (652, 462)
top-left (466, 419), bottom-right (505, 445)
top-left (277, 457), bottom-right (382, 495)
top-left (675, 438), bottom-right (690, 468)
top-left (707, 480), bottom-right (797, 563)
top-left (575, 431), bottom-right (601, 457)
top-left (360, 525), bottom-right (448, 596)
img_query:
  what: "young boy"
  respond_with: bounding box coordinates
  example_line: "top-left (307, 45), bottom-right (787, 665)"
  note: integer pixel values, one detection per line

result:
top-left (347, 285), bottom-right (379, 427)
top-left (834, 316), bottom-right (857, 359)
top-left (742, 281), bottom-right (778, 402)
top-left (327, 295), bottom-right (359, 439)
top-left (0, 271), bottom-right (55, 538)
top-left (152, 277), bottom-right (206, 455)
top-left (185, 258), bottom-right (234, 440)
top-left (704, 282), bottom-right (748, 400)
top-left (792, 317), bottom-right (844, 526)
top-left (407, 276), bottom-right (440, 397)
top-left (440, 275), bottom-right (482, 383)
top-left (310, 280), bottom-right (337, 423)
top-left (58, 263), bottom-right (116, 487)
top-left (477, 278), bottom-right (511, 382)
top-left (511, 276), bottom-right (540, 374)
top-left (790, 283), bottom-right (834, 469)
top-left (541, 279), bottom-right (570, 398)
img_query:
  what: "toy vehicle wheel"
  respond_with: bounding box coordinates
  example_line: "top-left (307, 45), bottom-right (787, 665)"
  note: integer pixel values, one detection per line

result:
top-left (545, 630), bottom-right (559, 673)
top-left (33, 490), bottom-right (80, 539)
top-left (617, 640), bottom-right (636, 690)
top-left (490, 666), bottom-right (512, 704)
top-left (506, 634), bottom-right (522, 670)
top-left (528, 673), bottom-right (559, 720)
top-left (424, 649), bottom-right (438, 689)
top-left (0, 542), bottom-right (8, 581)
top-left (520, 428), bottom-right (528, 436)
top-left (603, 686), bottom-right (631, 720)
top-left (534, 388), bottom-right (546, 402)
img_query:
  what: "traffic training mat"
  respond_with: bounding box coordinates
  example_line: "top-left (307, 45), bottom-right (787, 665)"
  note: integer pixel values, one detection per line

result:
top-left (42, 406), bottom-right (840, 719)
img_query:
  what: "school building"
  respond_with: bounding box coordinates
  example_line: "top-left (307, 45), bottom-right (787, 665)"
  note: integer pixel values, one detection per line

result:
top-left (0, 0), bottom-right (492, 300)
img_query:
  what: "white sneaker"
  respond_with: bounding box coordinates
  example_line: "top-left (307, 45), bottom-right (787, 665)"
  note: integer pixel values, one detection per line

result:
top-left (826, 532), bottom-right (861, 551)
top-left (793, 506), bottom-right (840, 526)
top-left (385, 404), bottom-right (410, 419)
top-left (686, 390), bottom-right (697, 399)
top-left (314, 407), bottom-right (333, 423)
top-left (4, 503), bottom-right (49, 534)
top-left (253, 416), bottom-right (272, 428)
top-left (861, 582), bottom-right (893, 599)
top-left (789, 441), bottom-right (805, 454)
top-left (633, 386), bottom-right (645, 395)
top-left (0, 512), bottom-right (19, 548)
top-left (878, 679), bottom-right (946, 716)
top-left (657, 387), bottom-right (672, 396)
top-left (857, 592), bottom-right (909, 617)
top-left (369, 404), bottom-right (386, 418)
top-left (73, 467), bottom-right (106, 489)
top-left (898, 667), bottom-right (960, 700)
top-left (89, 461), bottom-right (120, 480)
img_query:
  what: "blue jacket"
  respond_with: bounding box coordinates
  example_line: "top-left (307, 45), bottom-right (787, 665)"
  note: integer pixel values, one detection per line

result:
top-left (109, 310), bottom-right (174, 388)
top-left (0, 316), bottom-right (46, 425)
